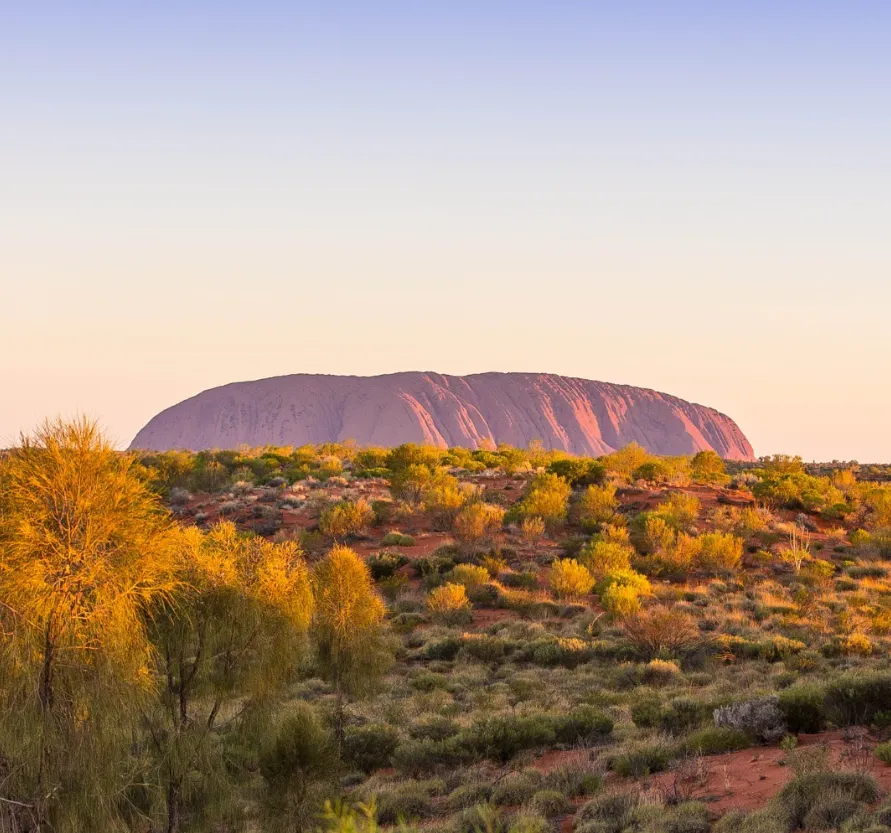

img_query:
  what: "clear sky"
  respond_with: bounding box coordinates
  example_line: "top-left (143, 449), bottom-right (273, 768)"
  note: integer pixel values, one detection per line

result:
top-left (2, 2), bottom-right (889, 460)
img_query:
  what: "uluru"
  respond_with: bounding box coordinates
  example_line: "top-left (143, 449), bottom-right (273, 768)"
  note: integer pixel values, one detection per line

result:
top-left (129, 372), bottom-right (754, 460)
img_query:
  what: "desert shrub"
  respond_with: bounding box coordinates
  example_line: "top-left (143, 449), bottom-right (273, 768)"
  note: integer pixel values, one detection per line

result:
top-left (260, 702), bottom-right (338, 807)
top-left (773, 772), bottom-right (879, 830)
top-left (691, 450), bottom-right (728, 484)
top-left (459, 714), bottom-right (556, 763)
top-left (802, 794), bottom-right (865, 831)
top-left (547, 457), bottom-right (606, 488)
top-left (579, 540), bottom-right (634, 580)
top-left (600, 584), bottom-right (642, 617)
top-left (454, 502), bottom-right (505, 547)
top-left (491, 771), bottom-right (543, 806)
top-left (508, 810), bottom-right (550, 833)
top-left (528, 637), bottom-right (593, 668)
top-left (393, 737), bottom-right (469, 775)
top-left (516, 473), bottom-right (572, 527)
top-left (343, 724), bottom-right (400, 773)
top-left (500, 571), bottom-right (540, 590)
top-left (660, 698), bottom-right (711, 734)
top-left (620, 606), bottom-right (700, 659)
top-left (824, 672), bottom-right (891, 726)
top-left (445, 783), bottom-right (494, 811)
top-left (549, 558), bottom-right (594, 600)
top-left (376, 781), bottom-right (437, 824)
top-left (638, 513), bottom-right (677, 554)
top-left (713, 697), bottom-right (786, 743)
top-left (576, 790), bottom-right (642, 831)
top-left (448, 564), bottom-right (492, 589)
top-left (575, 484), bottom-right (619, 530)
top-left (679, 726), bottom-right (750, 755)
top-left (551, 706), bottom-right (614, 744)
top-left (408, 716), bottom-right (460, 743)
top-left (380, 531), bottom-right (415, 546)
top-left (422, 472), bottom-right (469, 525)
top-left (462, 634), bottom-right (510, 663)
top-left (875, 741), bottom-right (891, 765)
top-left (423, 636), bottom-right (463, 661)
top-left (531, 789), bottom-right (573, 817)
top-left (367, 551), bottom-right (409, 580)
top-left (543, 765), bottom-right (601, 798)
top-left (753, 469), bottom-right (844, 512)
top-left (600, 443), bottom-right (654, 479)
top-left (656, 492), bottom-right (701, 531)
top-left (643, 658), bottom-right (682, 685)
top-left (611, 735), bottom-right (676, 777)
top-left (426, 583), bottom-right (472, 624)
top-left (451, 803), bottom-right (503, 833)
top-left (520, 515), bottom-right (547, 545)
top-left (319, 498), bottom-right (374, 538)
top-left (696, 532), bottom-right (743, 574)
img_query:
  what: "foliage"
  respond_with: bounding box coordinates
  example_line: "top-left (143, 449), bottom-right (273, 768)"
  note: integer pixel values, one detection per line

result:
top-left (426, 583), bottom-right (472, 623)
top-left (0, 418), bottom-right (180, 832)
top-left (515, 473), bottom-right (572, 527)
top-left (574, 484), bottom-right (619, 530)
top-left (319, 499), bottom-right (375, 538)
top-left (620, 606), bottom-right (701, 658)
top-left (312, 546), bottom-right (391, 743)
top-left (454, 502), bottom-right (505, 546)
top-left (548, 558), bottom-right (594, 600)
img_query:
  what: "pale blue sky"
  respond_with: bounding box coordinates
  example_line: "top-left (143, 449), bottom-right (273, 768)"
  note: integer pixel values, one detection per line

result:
top-left (2, 2), bottom-right (889, 459)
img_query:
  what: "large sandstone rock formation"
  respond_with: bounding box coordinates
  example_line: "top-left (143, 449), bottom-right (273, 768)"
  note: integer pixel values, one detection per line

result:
top-left (129, 372), bottom-right (754, 460)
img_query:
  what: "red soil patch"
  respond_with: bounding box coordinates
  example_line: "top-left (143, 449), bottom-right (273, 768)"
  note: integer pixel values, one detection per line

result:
top-left (646, 730), bottom-right (891, 815)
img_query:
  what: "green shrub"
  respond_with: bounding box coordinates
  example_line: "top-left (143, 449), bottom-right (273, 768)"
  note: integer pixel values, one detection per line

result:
top-left (875, 740), bottom-right (891, 764)
top-left (551, 706), bottom-right (614, 744)
top-left (681, 727), bottom-right (750, 755)
top-left (367, 550), bottom-right (409, 579)
top-left (516, 473), bottom-right (573, 526)
top-left (376, 781), bottom-right (438, 823)
top-left (778, 685), bottom-right (825, 734)
top-left (824, 672), bottom-right (891, 726)
top-left (543, 766), bottom-right (601, 798)
top-left (549, 558), bottom-right (594, 599)
top-left (491, 771), bottom-right (542, 806)
top-left (547, 458), bottom-right (606, 488)
top-left (393, 737), bottom-right (469, 775)
top-left (773, 772), bottom-right (879, 830)
top-left (576, 790), bottom-right (640, 831)
top-left (343, 723), bottom-right (399, 773)
top-left (426, 583), bottom-right (473, 624)
top-left (381, 531), bottom-right (416, 547)
top-left (319, 498), bottom-right (374, 537)
top-left (459, 714), bottom-right (556, 763)
top-left (259, 703), bottom-right (337, 792)
top-left (531, 789), bottom-right (573, 817)
top-left (423, 636), bottom-right (463, 661)
top-left (611, 735), bottom-right (675, 777)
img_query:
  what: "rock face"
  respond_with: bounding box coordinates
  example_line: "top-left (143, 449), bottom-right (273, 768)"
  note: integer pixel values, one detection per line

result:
top-left (129, 372), bottom-right (754, 460)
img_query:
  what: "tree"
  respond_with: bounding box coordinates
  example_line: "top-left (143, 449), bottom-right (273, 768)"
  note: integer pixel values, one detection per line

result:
top-left (0, 418), bottom-right (179, 832)
top-left (312, 546), bottom-right (391, 748)
top-left (146, 522), bottom-right (314, 833)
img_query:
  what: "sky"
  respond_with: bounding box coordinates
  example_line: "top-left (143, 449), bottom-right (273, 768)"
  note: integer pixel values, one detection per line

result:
top-left (2, 2), bottom-right (889, 461)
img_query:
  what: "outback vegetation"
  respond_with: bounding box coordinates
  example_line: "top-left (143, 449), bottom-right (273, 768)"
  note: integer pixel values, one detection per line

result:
top-left (3, 422), bottom-right (891, 832)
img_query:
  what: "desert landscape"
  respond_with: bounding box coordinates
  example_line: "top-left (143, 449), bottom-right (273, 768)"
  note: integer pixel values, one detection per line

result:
top-left (4, 410), bottom-right (891, 832)
top-left (5, 3), bottom-right (889, 832)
